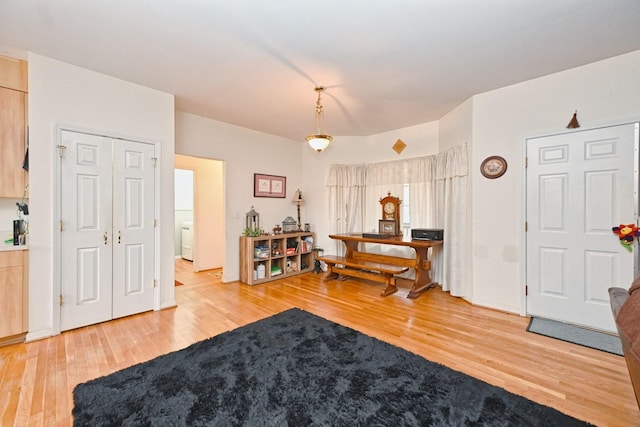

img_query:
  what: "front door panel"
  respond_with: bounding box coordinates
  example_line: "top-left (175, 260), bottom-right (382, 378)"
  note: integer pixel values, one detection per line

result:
top-left (526, 123), bottom-right (638, 332)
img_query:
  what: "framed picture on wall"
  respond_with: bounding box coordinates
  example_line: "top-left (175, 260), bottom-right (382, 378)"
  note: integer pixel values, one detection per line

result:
top-left (254, 173), bottom-right (286, 198)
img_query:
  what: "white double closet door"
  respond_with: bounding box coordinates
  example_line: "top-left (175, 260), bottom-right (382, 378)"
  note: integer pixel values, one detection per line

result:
top-left (59, 130), bottom-right (156, 331)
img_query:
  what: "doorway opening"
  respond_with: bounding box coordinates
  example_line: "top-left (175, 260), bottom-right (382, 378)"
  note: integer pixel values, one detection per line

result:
top-left (174, 155), bottom-right (224, 284)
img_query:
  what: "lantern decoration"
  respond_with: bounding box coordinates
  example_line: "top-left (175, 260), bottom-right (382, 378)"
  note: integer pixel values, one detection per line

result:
top-left (244, 206), bottom-right (261, 236)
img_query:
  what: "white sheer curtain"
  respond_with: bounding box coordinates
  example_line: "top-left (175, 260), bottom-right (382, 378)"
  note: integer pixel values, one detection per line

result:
top-left (432, 144), bottom-right (469, 297)
top-left (326, 144), bottom-right (469, 297)
top-left (365, 160), bottom-right (405, 232)
top-left (327, 164), bottom-right (367, 255)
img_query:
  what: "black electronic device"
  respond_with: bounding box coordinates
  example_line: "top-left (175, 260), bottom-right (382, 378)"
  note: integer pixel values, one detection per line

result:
top-left (362, 232), bottom-right (392, 239)
top-left (411, 228), bottom-right (443, 241)
top-left (13, 219), bottom-right (25, 245)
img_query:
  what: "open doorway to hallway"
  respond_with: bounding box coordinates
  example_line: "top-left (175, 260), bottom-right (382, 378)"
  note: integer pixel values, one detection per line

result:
top-left (174, 257), bottom-right (222, 286)
top-left (174, 154), bottom-right (225, 283)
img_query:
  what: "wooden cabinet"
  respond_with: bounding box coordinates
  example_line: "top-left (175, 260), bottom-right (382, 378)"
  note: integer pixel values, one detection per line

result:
top-left (240, 232), bottom-right (315, 285)
top-left (0, 55), bottom-right (28, 92)
top-left (0, 56), bottom-right (27, 198)
top-left (0, 250), bottom-right (28, 345)
top-left (0, 87), bottom-right (27, 197)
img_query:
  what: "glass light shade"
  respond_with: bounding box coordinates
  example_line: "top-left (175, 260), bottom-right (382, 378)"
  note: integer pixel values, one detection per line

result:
top-left (306, 135), bottom-right (333, 153)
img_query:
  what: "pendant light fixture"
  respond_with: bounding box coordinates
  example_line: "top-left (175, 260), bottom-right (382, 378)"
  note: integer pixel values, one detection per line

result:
top-left (306, 86), bottom-right (333, 153)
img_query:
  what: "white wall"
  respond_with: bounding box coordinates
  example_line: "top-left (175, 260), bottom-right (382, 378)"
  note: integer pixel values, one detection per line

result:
top-left (439, 98), bottom-right (473, 151)
top-left (28, 53), bottom-right (175, 340)
top-left (175, 155), bottom-right (224, 270)
top-left (175, 112), bottom-right (304, 282)
top-left (470, 49), bottom-right (640, 313)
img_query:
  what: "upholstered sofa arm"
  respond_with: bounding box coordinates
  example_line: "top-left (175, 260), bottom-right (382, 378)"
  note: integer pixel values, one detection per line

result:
top-left (609, 286), bottom-right (640, 409)
top-left (609, 287), bottom-right (630, 319)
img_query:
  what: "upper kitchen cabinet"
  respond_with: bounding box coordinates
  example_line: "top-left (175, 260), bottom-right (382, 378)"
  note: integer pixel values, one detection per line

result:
top-left (0, 56), bottom-right (27, 198)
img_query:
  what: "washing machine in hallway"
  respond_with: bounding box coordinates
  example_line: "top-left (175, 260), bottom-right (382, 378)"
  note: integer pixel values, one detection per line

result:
top-left (181, 221), bottom-right (193, 261)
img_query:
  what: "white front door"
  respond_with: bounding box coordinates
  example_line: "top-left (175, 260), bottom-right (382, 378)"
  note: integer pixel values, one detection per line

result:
top-left (112, 139), bottom-right (155, 318)
top-left (59, 130), bottom-right (156, 331)
top-left (526, 123), bottom-right (639, 332)
top-left (60, 131), bottom-right (113, 331)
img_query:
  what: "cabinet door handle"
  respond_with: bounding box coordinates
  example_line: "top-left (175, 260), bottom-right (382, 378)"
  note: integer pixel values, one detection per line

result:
top-left (104, 232), bottom-right (108, 245)
top-left (118, 230), bottom-right (121, 244)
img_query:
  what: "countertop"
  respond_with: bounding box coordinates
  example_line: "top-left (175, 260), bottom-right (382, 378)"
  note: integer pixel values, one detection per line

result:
top-left (1, 231), bottom-right (28, 251)
top-left (0, 244), bottom-right (28, 251)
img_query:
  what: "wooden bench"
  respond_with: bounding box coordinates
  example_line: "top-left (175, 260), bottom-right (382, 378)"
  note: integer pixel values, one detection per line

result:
top-left (317, 255), bottom-right (409, 296)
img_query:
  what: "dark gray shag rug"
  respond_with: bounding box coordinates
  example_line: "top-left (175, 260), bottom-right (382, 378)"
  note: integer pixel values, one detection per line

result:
top-left (73, 308), bottom-right (591, 426)
top-left (527, 317), bottom-right (623, 356)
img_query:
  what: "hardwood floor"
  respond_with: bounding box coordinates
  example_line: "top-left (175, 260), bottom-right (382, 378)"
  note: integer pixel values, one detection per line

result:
top-left (1, 266), bottom-right (638, 426)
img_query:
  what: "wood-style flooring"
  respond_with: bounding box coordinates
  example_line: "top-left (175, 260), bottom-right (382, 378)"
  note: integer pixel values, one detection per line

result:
top-left (1, 260), bottom-right (638, 426)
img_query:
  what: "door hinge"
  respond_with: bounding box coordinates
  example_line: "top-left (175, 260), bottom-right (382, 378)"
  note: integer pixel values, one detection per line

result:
top-left (525, 157), bottom-right (528, 168)
top-left (59, 294), bottom-right (64, 305)
top-left (153, 279), bottom-right (157, 288)
top-left (151, 157), bottom-right (158, 168)
top-left (57, 145), bottom-right (67, 157)
top-left (154, 218), bottom-right (157, 227)
top-left (525, 285), bottom-right (528, 296)
top-left (60, 220), bottom-right (63, 231)
top-left (525, 221), bottom-right (528, 232)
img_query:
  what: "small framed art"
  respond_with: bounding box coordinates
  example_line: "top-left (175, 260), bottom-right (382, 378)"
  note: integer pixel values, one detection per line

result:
top-left (254, 173), bottom-right (286, 198)
top-left (480, 156), bottom-right (507, 179)
top-left (379, 219), bottom-right (397, 235)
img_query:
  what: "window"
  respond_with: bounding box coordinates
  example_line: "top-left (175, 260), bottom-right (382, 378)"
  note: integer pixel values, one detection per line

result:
top-left (402, 183), bottom-right (411, 235)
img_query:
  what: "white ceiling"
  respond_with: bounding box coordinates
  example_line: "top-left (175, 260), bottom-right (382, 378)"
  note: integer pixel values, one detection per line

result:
top-left (1, 1), bottom-right (639, 141)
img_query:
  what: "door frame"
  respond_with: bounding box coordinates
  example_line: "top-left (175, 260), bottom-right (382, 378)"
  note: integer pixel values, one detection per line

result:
top-left (522, 121), bottom-right (640, 319)
top-left (52, 124), bottom-right (161, 335)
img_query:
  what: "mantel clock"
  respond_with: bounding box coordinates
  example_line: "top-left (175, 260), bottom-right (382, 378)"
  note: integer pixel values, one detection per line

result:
top-left (379, 192), bottom-right (402, 236)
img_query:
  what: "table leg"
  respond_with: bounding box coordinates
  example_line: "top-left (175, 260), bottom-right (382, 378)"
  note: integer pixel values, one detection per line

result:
top-left (343, 240), bottom-right (358, 258)
top-left (381, 276), bottom-right (399, 296)
top-left (323, 264), bottom-right (339, 281)
top-left (407, 247), bottom-right (435, 299)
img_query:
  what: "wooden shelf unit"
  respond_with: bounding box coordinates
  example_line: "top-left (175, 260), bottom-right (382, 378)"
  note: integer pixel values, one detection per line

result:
top-left (240, 232), bottom-right (315, 285)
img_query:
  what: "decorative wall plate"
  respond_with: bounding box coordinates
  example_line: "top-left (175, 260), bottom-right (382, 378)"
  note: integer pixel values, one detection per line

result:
top-left (480, 156), bottom-right (507, 179)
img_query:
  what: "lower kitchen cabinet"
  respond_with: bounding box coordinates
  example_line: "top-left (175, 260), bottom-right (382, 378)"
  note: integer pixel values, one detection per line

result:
top-left (0, 250), bottom-right (28, 345)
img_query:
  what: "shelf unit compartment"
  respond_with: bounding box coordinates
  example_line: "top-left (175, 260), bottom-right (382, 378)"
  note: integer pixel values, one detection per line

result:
top-left (300, 252), bottom-right (314, 271)
top-left (271, 238), bottom-right (285, 257)
top-left (270, 257), bottom-right (284, 277)
top-left (285, 237), bottom-right (298, 256)
top-left (253, 238), bottom-right (270, 260)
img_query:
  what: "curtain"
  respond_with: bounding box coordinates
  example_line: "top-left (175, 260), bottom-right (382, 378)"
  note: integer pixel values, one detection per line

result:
top-left (326, 144), bottom-right (468, 297)
top-left (432, 144), bottom-right (469, 297)
top-left (327, 164), bottom-right (367, 255)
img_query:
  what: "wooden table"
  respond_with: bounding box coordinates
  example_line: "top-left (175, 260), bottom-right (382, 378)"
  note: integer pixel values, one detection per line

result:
top-left (328, 233), bottom-right (443, 299)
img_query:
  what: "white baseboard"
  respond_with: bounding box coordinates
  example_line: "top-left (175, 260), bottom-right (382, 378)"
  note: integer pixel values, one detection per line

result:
top-left (26, 328), bottom-right (54, 342)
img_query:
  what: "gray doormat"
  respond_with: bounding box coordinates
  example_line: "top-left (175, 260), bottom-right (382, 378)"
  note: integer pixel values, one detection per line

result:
top-left (527, 317), bottom-right (623, 356)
